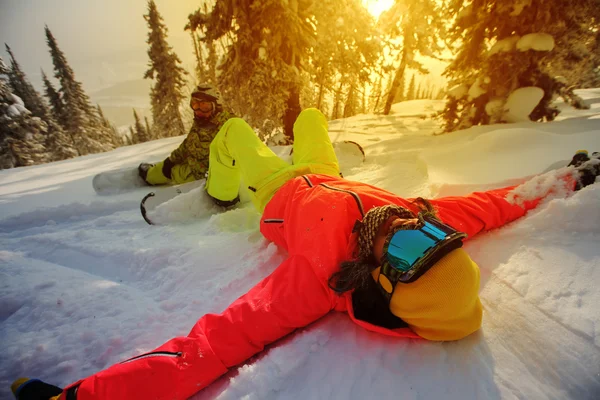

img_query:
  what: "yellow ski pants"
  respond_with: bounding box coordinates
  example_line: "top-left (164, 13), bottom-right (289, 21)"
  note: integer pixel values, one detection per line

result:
top-left (145, 161), bottom-right (196, 186)
top-left (206, 108), bottom-right (340, 212)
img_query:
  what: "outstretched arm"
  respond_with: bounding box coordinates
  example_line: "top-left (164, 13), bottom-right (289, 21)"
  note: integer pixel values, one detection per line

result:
top-left (429, 173), bottom-right (576, 240)
top-left (61, 255), bottom-right (332, 400)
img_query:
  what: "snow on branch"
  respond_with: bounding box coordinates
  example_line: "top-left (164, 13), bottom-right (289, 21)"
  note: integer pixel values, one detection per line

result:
top-left (517, 33), bottom-right (555, 52)
top-left (489, 35), bottom-right (520, 56)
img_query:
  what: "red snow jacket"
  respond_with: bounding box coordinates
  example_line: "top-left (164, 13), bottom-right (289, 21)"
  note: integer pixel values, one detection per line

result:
top-left (63, 174), bottom-right (549, 400)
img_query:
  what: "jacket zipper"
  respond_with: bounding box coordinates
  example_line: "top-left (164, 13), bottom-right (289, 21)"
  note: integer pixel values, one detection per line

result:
top-left (120, 351), bottom-right (182, 364)
top-left (263, 218), bottom-right (284, 223)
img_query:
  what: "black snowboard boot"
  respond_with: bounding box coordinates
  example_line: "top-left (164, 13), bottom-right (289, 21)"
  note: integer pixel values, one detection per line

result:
top-left (206, 192), bottom-right (240, 208)
top-left (568, 150), bottom-right (590, 168)
top-left (572, 150), bottom-right (600, 190)
top-left (11, 378), bottom-right (62, 400)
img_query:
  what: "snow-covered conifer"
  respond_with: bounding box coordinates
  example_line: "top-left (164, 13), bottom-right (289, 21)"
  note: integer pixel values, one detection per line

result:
top-left (41, 70), bottom-right (65, 127)
top-left (4, 45), bottom-right (77, 162)
top-left (128, 126), bottom-right (137, 145)
top-left (5, 44), bottom-right (48, 120)
top-left (133, 109), bottom-right (150, 143)
top-left (441, 0), bottom-right (597, 132)
top-left (144, 0), bottom-right (187, 139)
top-left (144, 116), bottom-right (152, 140)
top-left (0, 57), bottom-right (50, 169)
top-left (45, 26), bottom-right (115, 154)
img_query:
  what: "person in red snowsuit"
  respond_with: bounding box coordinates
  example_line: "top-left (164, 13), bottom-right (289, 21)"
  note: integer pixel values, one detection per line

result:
top-left (12, 109), bottom-right (598, 400)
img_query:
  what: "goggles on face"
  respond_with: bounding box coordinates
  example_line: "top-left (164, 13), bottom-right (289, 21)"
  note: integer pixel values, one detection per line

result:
top-left (191, 100), bottom-right (214, 113)
top-left (377, 213), bottom-right (467, 301)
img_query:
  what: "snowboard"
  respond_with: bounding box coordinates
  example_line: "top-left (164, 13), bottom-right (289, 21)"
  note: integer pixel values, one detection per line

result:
top-left (140, 179), bottom-right (206, 225)
top-left (93, 165), bottom-right (152, 195)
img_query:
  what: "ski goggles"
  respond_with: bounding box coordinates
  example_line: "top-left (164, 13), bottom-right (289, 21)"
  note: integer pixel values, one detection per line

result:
top-left (191, 100), bottom-right (214, 113)
top-left (379, 213), bottom-right (467, 293)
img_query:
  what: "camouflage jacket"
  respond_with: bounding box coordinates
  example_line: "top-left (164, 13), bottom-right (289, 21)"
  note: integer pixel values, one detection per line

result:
top-left (168, 110), bottom-right (235, 180)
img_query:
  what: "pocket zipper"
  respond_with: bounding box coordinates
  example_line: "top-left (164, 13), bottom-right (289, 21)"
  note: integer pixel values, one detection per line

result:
top-left (120, 351), bottom-right (182, 364)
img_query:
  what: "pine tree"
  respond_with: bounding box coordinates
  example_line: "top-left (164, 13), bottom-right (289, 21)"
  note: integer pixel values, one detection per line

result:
top-left (544, 2), bottom-right (600, 88)
top-left (129, 126), bottom-right (137, 145)
top-left (43, 117), bottom-right (79, 162)
top-left (45, 26), bottom-right (115, 154)
top-left (144, 0), bottom-right (187, 139)
top-left (415, 82), bottom-right (422, 100)
top-left (441, 0), bottom-right (597, 132)
top-left (343, 83), bottom-right (358, 118)
top-left (144, 116), bottom-right (152, 140)
top-left (41, 68), bottom-right (80, 159)
top-left (370, 73), bottom-right (383, 113)
top-left (379, 0), bottom-right (445, 115)
top-left (133, 109), bottom-right (150, 143)
top-left (0, 56), bottom-right (49, 169)
top-left (406, 74), bottom-right (416, 100)
top-left (97, 104), bottom-right (122, 145)
top-left (4, 46), bottom-right (77, 162)
top-left (41, 70), bottom-right (65, 127)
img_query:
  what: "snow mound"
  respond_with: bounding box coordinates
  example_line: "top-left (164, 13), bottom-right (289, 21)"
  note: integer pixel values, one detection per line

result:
top-left (149, 186), bottom-right (242, 225)
top-left (423, 129), bottom-right (598, 186)
top-left (503, 87), bottom-right (544, 122)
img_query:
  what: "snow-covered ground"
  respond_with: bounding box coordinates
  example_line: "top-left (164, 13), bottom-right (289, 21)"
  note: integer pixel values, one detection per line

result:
top-left (1, 91), bottom-right (600, 399)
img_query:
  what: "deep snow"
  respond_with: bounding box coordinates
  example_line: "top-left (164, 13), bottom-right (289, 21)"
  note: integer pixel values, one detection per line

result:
top-left (1, 92), bottom-right (600, 399)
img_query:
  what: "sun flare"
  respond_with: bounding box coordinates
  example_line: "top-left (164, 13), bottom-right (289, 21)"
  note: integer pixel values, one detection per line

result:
top-left (362, 0), bottom-right (395, 19)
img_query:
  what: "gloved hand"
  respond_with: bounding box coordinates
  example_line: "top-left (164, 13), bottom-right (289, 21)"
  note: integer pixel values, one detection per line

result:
top-left (161, 157), bottom-right (174, 180)
top-left (138, 162), bottom-right (154, 181)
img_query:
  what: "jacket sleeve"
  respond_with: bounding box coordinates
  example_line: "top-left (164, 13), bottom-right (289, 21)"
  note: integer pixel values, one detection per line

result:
top-left (194, 254), bottom-right (333, 368)
top-left (62, 255), bottom-right (332, 400)
top-left (168, 131), bottom-right (193, 165)
top-left (191, 122), bottom-right (219, 177)
top-left (429, 184), bottom-right (548, 240)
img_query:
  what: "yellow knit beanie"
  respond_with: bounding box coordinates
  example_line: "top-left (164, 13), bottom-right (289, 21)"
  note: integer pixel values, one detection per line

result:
top-left (372, 248), bottom-right (482, 341)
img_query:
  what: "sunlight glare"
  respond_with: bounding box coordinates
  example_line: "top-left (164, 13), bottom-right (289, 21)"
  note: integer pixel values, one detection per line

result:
top-left (363, 0), bottom-right (395, 19)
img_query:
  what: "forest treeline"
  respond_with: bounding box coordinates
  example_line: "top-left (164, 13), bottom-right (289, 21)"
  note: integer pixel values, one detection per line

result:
top-left (1, 0), bottom-right (599, 169)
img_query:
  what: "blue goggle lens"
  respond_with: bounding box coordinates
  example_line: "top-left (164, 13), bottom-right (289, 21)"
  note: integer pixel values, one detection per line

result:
top-left (384, 217), bottom-right (465, 274)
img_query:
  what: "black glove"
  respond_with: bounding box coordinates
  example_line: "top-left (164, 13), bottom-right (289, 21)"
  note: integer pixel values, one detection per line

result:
top-left (162, 157), bottom-right (174, 180)
top-left (138, 163), bottom-right (154, 181)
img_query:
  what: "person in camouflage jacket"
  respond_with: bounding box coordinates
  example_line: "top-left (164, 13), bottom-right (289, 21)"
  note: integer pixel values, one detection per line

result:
top-left (138, 84), bottom-right (235, 185)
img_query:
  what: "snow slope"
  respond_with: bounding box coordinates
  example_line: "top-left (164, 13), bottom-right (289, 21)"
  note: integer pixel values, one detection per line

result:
top-left (1, 91), bottom-right (600, 399)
